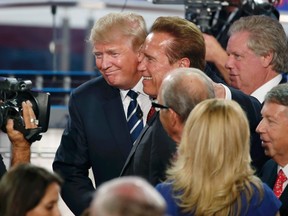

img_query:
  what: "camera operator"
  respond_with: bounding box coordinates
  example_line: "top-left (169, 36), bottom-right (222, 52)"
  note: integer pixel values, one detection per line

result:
top-left (0, 100), bottom-right (38, 179)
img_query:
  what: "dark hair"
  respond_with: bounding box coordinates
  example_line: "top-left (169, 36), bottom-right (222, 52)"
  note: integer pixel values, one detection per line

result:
top-left (0, 163), bottom-right (63, 216)
top-left (150, 16), bottom-right (206, 71)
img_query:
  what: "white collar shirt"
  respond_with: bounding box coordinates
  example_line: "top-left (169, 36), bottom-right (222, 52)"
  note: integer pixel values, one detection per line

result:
top-left (277, 164), bottom-right (288, 192)
top-left (251, 74), bottom-right (282, 103)
top-left (120, 78), bottom-right (151, 126)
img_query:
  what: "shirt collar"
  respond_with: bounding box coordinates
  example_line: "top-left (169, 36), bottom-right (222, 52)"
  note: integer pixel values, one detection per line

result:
top-left (278, 164), bottom-right (288, 178)
top-left (120, 78), bottom-right (147, 101)
top-left (251, 74), bottom-right (282, 103)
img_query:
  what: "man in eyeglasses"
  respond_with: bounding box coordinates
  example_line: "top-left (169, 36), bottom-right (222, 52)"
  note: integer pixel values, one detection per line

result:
top-left (156, 67), bottom-right (215, 144)
top-left (120, 16), bottom-right (263, 185)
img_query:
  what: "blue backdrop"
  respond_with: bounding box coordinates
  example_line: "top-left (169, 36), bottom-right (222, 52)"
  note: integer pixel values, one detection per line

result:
top-left (277, 0), bottom-right (288, 11)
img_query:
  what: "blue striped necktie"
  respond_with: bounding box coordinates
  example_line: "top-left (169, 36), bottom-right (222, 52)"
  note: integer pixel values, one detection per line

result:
top-left (127, 90), bottom-right (143, 144)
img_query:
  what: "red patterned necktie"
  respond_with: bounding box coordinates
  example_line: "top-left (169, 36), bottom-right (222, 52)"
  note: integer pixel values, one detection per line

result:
top-left (147, 106), bottom-right (156, 122)
top-left (273, 169), bottom-right (287, 198)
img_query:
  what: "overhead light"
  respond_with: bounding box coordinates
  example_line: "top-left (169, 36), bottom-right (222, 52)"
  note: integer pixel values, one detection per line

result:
top-left (152, 0), bottom-right (184, 4)
top-left (0, 0), bottom-right (77, 7)
top-left (78, 0), bottom-right (105, 9)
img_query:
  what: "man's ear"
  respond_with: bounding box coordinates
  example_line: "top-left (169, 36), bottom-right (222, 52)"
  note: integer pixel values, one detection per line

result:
top-left (169, 108), bottom-right (182, 128)
top-left (261, 51), bottom-right (273, 68)
top-left (179, 57), bottom-right (190, 68)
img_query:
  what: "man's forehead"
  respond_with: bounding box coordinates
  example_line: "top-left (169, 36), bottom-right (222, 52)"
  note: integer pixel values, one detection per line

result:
top-left (262, 102), bottom-right (288, 115)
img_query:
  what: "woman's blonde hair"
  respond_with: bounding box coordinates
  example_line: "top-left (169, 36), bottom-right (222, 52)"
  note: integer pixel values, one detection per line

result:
top-left (167, 99), bottom-right (263, 216)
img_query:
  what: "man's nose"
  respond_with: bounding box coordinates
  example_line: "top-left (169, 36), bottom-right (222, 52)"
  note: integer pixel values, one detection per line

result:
top-left (101, 55), bottom-right (112, 70)
top-left (225, 55), bottom-right (233, 70)
top-left (256, 119), bottom-right (265, 134)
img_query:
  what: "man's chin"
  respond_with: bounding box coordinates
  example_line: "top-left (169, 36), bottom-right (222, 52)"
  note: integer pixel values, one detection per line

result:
top-left (105, 77), bottom-right (120, 88)
top-left (264, 149), bottom-right (272, 158)
top-left (143, 88), bottom-right (156, 98)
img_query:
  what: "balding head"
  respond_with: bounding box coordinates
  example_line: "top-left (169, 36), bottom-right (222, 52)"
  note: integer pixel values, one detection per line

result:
top-left (160, 67), bottom-right (215, 123)
top-left (157, 67), bottom-right (215, 143)
top-left (90, 177), bottom-right (166, 216)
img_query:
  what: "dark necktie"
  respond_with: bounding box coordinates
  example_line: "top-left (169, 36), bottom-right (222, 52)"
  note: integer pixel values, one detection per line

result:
top-left (281, 73), bottom-right (287, 83)
top-left (273, 169), bottom-right (287, 198)
top-left (127, 90), bottom-right (143, 144)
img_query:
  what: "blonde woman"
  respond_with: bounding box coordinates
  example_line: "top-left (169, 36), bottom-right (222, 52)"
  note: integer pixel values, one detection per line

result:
top-left (156, 99), bottom-right (280, 216)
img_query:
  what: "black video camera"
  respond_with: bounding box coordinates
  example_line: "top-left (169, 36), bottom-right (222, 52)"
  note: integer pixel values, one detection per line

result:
top-left (0, 77), bottom-right (50, 143)
top-left (153, 0), bottom-right (279, 34)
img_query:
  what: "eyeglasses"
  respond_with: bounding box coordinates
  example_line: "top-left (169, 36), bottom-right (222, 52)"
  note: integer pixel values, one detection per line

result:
top-left (151, 102), bottom-right (169, 110)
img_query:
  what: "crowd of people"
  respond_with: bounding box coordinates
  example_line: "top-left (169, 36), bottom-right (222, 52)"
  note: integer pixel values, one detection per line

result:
top-left (0, 6), bottom-right (287, 216)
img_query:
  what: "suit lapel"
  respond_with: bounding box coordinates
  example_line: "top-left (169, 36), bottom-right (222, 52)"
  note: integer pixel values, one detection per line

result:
top-left (119, 112), bottom-right (158, 176)
top-left (266, 164), bottom-right (278, 189)
top-left (280, 186), bottom-right (288, 202)
top-left (103, 89), bottom-right (132, 158)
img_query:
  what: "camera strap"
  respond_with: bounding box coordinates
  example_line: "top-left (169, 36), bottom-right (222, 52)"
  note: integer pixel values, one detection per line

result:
top-left (24, 128), bottom-right (43, 144)
top-left (13, 120), bottom-right (43, 144)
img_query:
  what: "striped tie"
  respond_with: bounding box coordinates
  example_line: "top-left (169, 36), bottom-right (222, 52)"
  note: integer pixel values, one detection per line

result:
top-left (127, 90), bottom-right (143, 144)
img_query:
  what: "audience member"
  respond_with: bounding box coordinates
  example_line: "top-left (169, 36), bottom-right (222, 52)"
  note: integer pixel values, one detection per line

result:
top-left (156, 99), bottom-right (281, 216)
top-left (0, 163), bottom-right (63, 216)
top-left (157, 68), bottom-right (215, 144)
top-left (0, 100), bottom-right (38, 179)
top-left (89, 176), bottom-right (166, 216)
top-left (206, 15), bottom-right (288, 102)
top-left (121, 16), bottom-right (264, 184)
top-left (53, 12), bottom-right (150, 215)
top-left (257, 83), bottom-right (288, 215)
top-left (226, 15), bottom-right (288, 102)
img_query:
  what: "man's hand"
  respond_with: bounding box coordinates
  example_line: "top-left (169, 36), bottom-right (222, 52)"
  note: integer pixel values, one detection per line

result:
top-left (203, 33), bottom-right (230, 83)
top-left (6, 100), bottom-right (38, 166)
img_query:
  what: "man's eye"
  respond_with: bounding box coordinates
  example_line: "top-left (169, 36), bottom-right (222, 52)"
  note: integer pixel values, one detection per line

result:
top-left (111, 53), bottom-right (119, 57)
top-left (94, 53), bottom-right (102, 59)
top-left (147, 56), bottom-right (154, 62)
top-left (234, 54), bottom-right (242, 60)
top-left (45, 204), bottom-right (54, 211)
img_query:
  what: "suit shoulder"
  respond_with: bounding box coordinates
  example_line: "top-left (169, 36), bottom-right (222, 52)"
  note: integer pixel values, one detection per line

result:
top-left (259, 159), bottom-right (277, 179)
top-left (72, 76), bottom-right (118, 98)
top-left (262, 159), bottom-right (277, 171)
top-left (74, 76), bottom-right (106, 92)
top-left (228, 86), bottom-right (261, 109)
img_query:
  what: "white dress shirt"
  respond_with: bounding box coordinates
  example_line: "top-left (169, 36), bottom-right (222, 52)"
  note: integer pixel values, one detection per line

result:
top-left (120, 78), bottom-right (151, 126)
top-left (251, 74), bottom-right (282, 103)
top-left (277, 164), bottom-right (288, 192)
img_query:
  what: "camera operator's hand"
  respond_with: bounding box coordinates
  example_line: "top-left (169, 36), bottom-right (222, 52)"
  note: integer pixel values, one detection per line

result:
top-left (203, 33), bottom-right (230, 84)
top-left (6, 100), bottom-right (37, 166)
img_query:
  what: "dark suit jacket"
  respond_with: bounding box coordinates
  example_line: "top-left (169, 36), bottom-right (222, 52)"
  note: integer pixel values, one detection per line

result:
top-left (53, 76), bottom-right (133, 216)
top-left (229, 87), bottom-right (268, 172)
top-left (280, 73), bottom-right (288, 84)
top-left (120, 80), bottom-right (264, 187)
top-left (206, 64), bottom-right (267, 172)
top-left (260, 159), bottom-right (288, 216)
top-left (0, 155), bottom-right (6, 179)
top-left (120, 112), bottom-right (177, 186)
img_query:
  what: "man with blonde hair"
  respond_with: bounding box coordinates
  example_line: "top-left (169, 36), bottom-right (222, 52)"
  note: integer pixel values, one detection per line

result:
top-left (53, 12), bottom-right (151, 215)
